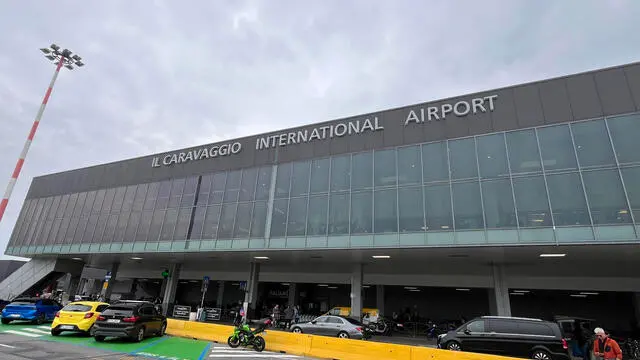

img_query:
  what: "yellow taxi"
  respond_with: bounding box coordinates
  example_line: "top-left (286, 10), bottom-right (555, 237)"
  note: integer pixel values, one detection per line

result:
top-left (325, 306), bottom-right (380, 320)
top-left (51, 301), bottom-right (110, 336)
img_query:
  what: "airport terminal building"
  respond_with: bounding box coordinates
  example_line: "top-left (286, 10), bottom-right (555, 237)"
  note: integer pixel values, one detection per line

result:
top-left (2, 62), bottom-right (640, 333)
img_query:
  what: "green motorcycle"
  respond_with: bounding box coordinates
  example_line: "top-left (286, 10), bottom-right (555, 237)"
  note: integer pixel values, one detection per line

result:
top-left (227, 319), bottom-right (268, 352)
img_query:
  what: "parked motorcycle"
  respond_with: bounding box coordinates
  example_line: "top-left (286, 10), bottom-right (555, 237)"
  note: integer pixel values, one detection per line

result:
top-left (367, 317), bottom-right (392, 336)
top-left (227, 319), bottom-right (268, 352)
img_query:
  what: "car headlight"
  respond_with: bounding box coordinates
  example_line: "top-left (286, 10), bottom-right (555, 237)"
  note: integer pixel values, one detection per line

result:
top-left (438, 333), bottom-right (445, 340)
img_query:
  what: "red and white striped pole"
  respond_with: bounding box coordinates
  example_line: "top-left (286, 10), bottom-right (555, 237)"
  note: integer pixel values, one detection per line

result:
top-left (0, 57), bottom-right (65, 224)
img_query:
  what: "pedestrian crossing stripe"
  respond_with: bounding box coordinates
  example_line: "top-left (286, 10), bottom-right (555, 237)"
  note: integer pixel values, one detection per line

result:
top-left (3, 330), bottom-right (41, 337)
top-left (22, 328), bottom-right (50, 334)
top-left (209, 345), bottom-right (302, 358)
top-left (2, 326), bottom-right (52, 338)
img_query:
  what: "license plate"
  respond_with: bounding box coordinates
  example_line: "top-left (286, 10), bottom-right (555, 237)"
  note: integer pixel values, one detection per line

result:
top-left (9, 314), bottom-right (20, 318)
top-left (60, 325), bottom-right (74, 330)
top-left (107, 319), bottom-right (120, 323)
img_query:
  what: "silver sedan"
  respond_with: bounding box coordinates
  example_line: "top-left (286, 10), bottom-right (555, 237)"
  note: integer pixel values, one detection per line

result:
top-left (290, 315), bottom-right (365, 339)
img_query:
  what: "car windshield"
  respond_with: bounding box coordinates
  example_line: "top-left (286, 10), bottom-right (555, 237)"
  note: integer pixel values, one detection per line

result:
top-left (62, 304), bottom-right (92, 312)
top-left (344, 318), bottom-right (363, 326)
top-left (11, 299), bottom-right (36, 305)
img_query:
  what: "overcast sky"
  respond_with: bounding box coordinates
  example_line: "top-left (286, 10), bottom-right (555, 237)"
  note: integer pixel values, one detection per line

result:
top-left (0, 0), bottom-right (639, 260)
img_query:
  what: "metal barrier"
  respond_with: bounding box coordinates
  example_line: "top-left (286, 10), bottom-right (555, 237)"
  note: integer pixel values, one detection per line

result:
top-left (166, 319), bottom-right (517, 360)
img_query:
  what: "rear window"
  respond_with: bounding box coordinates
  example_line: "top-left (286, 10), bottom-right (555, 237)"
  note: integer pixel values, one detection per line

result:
top-left (345, 318), bottom-right (363, 326)
top-left (101, 307), bottom-right (134, 316)
top-left (521, 323), bottom-right (555, 336)
top-left (62, 304), bottom-right (92, 312)
top-left (11, 299), bottom-right (36, 305)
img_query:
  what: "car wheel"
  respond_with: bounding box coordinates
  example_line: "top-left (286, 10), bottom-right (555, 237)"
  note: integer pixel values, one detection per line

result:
top-left (135, 327), bottom-right (145, 342)
top-left (337, 331), bottom-right (350, 339)
top-left (34, 314), bottom-right (45, 325)
top-left (94, 335), bottom-right (106, 342)
top-left (51, 329), bottom-right (61, 336)
top-left (532, 350), bottom-right (551, 360)
top-left (158, 323), bottom-right (167, 336)
top-left (86, 325), bottom-right (94, 337)
top-left (446, 341), bottom-right (462, 351)
top-left (291, 327), bottom-right (303, 334)
top-left (1, 318), bottom-right (11, 325)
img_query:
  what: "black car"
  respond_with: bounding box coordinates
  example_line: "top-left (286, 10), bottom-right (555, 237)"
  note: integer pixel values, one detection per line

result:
top-left (93, 301), bottom-right (167, 342)
top-left (437, 316), bottom-right (570, 360)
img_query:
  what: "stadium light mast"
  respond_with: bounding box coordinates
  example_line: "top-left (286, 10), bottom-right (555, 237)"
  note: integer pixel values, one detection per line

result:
top-left (0, 44), bottom-right (85, 223)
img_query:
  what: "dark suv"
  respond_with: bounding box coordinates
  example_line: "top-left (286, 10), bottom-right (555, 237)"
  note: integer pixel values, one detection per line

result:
top-left (93, 301), bottom-right (167, 342)
top-left (437, 316), bottom-right (570, 360)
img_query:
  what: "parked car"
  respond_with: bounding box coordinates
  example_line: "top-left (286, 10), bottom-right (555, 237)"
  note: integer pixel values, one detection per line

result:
top-left (1, 297), bottom-right (62, 324)
top-left (290, 315), bottom-right (366, 339)
top-left (92, 301), bottom-right (167, 342)
top-left (437, 316), bottom-right (570, 360)
top-left (51, 301), bottom-right (110, 336)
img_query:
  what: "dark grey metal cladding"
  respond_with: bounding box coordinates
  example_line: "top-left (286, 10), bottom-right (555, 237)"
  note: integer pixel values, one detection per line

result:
top-left (25, 61), bottom-right (640, 200)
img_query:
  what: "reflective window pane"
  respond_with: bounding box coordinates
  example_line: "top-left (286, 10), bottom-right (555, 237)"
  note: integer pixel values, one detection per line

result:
top-left (571, 119), bottom-right (615, 168)
top-left (328, 193), bottom-right (349, 234)
top-left (477, 133), bottom-right (509, 178)
top-left (202, 205), bottom-right (221, 239)
top-left (188, 207), bottom-right (206, 240)
top-left (83, 192), bottom-right (96, 215)
top-left (197, 175), bottom-right (212, 206)
top-left (546, 173), bottom-right (590, 226)
top-left (57, 195), bottom-right (69, 218)
top-left (57, 218), bottom-right (71, 244)
top-left (180, 177), bottom-right (198, 207)
top-left (121, 186), bottom-right (137, 212)
top-left (310, 159), bottom-right (330, 194)
top-left (608, 114), bottom-right (640, 164)
top-left (255, 167), bottom-right (272, 201)
top-left (275, 163), bottom-right (292, 198)
top-left (374, 189), bottom-right (397, 233)
top-left (512, 176), bottom-right (552, 227)
top-left (307, 195), bottom-right (328, 236)
top-left (330, 155), bottom-right (350, 192)
top-left (73, 217), bottom-right (88, 244)
top-left (399, 187), bottom-right (424, 232)
top-left (174, 208), bottom-right (192, 240)
top-left (132, 184), bottom-right (148, 212)
top-left (160, 209), bottom-right (178, 241)
top-left (290, 161), bottom-right (311, 197)
top-left (223, 171), bottom-right (241, 203)
top-left (102, 215), bottom-right (118, 243)
top-left (422, 142), bottom-right (449, 183)
top-left (352, 152), bottom-right (373, 190)
top-left (286, 197), bottom-right (308, 236)
top-left (239, 168), bottom-right (258, 202)
top-left (73, 193), bottom-right (87, 217)
top-left (621, 167), bottom-right (640, 221)
top-left (374, 149), bottom-right (397, 187)
top-left (452, 182), bottom-right (484, 230)
top-left (449, 138), bottom-right (478, 179)
top-left (64, 194), bottom-right (78, 218)
top-left (424, 184), bottom-right (453, 230)
top-left (351, 191), bottom-right (372, 234)
top-left (250, 202), bottom-right (268, 238)
top-left (582, 170), bottom-right (631, 224)
top-left (233, 203), bottom-right (252, 238)
top-left (537, 125), bottom-right (578, 171)
top-left (136, 212), bottom-right (153, 242)
top-left (270, 199), bottom-right (289, 237)
top-left (398, 146), bottom-right (421, 185)
top-left (143, 183), bottom-right (159, 211)
top-left (124, 212), bottom-right (140, 242)
top-left (481, 179), bottom-right (517, 228)
top-left (111, 187), bottom-right (127, 213)
top-left (217, 203), bottom-right (237, 238)
top-left (506, 129), bottom-right (542, 174)
top-left (209, 173), bottom-right (226, 205)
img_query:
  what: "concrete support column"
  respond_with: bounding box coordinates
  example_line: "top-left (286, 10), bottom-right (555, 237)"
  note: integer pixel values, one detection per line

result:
top-left (216, 281), bottom-right (225, 308)
top-left (100, 263), bottom-right (119, 302)
top-left (66, 275), bottom-right (81, 298)
top-left (350, 264), bottom-right (363, 320)
top-left (77, 278), bottom-right (88, 295)
top-left (376, 285), bottom-right (385, 316)
top-left (243, 262), bottom-right (260, 320)
top-left (288, 283), bottom-right (297, 306)
top-left (489, 263), bottom-right (511, 317)
top-left (82, 278), bottom-right (95, 295)
top-left (161, 263), bottom-right (181, 316)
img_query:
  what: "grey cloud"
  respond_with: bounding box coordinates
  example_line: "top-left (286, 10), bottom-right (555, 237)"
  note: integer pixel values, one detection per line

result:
top-left (1, 0), bottom-right (639, 258)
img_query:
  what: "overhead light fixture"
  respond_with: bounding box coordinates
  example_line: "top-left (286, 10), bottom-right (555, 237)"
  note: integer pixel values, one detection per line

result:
top-left (513, 290), bottom-right (530, 293)
top-left (456, 288), bottom-right (471, 292)
top-left (254, 256), bottom-right (269, 260)
top-left (281, 283), bottom-right (290, 286)
top-left (130, 257), bottom-right (143, 260)
top-left (510, 292), bottom-right (526, 296)
top-left (404, 286), bottom-right (417, 290)
top-left (232, 283), bottom-right (240, 286)
top-left (363, 285), bottom-right (370, 288)
top-left (409, 289), bottom-right (421, 292)
top-left (317, 284), bottom-right (329, 287)
top-left (570, 294), bottom-right (587, 298)
top-left (372, 255), bottom-right (390, 259)
top-left (580, 292), bottom-right (599, 296)
top-left (539, 253), bottom-right (566, 258)
top-left (328, 286), bottom-right (338, 289)
top-left (189, 280), bottom-right (198, 283)
top-left (71, 257), bottom-right (83, 261)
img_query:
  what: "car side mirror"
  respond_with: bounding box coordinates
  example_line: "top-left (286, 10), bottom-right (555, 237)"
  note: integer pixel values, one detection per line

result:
top-left (464, 329), bottom-right (471, 335)
top-left (311, 321), bottom-right (317, 324)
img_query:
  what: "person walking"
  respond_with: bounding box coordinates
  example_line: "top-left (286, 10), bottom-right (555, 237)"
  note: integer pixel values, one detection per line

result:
top-left (293, 305), bottom-right (300, 324)
top-left (283, 305), bottom-right (294, 329)
top-left (593, 327), bottom-right (622, 360)
top-left (271, 304), bottom-right (280, 328)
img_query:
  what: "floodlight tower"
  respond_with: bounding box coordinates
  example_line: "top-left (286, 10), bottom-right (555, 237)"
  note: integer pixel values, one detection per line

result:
top-left (0, 44), bottom-right (85, 223)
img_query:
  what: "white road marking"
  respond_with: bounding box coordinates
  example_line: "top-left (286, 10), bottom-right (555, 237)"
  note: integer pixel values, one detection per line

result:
top-left (3, 330), bottom-right (41, 337)
top-left (210, 346), bottom-right (301, 358)
top-left (22, 328), bottom-right (51, 334)
top-left (210, 356), bottom-right (300, 358)
top-left (0, 343), bottom-right (17, 348)
top-left (37, 326), bottom-right (50, 330)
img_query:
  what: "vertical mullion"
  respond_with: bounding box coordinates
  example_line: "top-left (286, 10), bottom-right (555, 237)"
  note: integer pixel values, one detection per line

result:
top-left (567, 124), bottom-right (596, 240)
top-left (534, 128), bottom-right (558, 245)
top-left (503, 133), bottom-right (521, 234)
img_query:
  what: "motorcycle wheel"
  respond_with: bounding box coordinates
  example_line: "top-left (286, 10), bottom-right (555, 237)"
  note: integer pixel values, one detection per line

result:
top-left (253, 336), bottom-right (266, 352)
top-left (228, 335), bottom-right (240, 348)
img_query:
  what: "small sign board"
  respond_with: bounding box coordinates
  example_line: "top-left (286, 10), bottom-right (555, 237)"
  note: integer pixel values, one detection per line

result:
top-left (172, 305), bottom-right (191, 319)
top-left (203, 307), bottom-right (221, 322)
top-left (203, 276), bottom-right (210, 285)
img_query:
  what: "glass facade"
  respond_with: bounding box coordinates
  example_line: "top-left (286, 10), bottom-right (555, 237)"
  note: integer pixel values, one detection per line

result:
top-left (7, 113), bottom-right (640, 255)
